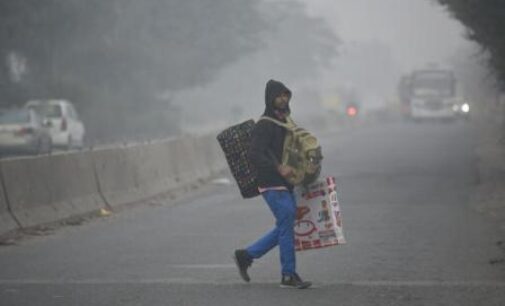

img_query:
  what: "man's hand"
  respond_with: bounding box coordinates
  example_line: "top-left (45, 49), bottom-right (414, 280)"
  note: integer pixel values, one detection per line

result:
top-left (296, 206), bottom-right (310, 220)
top-left (278, 164), bottom-right (294, 178)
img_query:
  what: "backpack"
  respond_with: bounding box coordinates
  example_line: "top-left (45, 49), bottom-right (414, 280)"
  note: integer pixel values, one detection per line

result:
top-left (259, 116), bottom-right (323, 186)
top-left (216, 119), bottom-right (259, 198)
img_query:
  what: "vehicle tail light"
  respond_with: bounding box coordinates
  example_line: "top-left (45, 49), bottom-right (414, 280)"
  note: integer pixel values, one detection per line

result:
top-left (14, 127), bottom-right (34, 136)
top-left (346, 106), bottom-right (358, 117)
top-left (61, 118), bottom-right (67, 131)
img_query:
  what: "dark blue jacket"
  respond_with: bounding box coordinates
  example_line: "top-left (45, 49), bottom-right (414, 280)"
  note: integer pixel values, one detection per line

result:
top-left (248, 79), bottom-right (293, 191)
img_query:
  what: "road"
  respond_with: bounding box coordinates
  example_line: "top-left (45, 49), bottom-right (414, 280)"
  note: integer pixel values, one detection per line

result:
top-left (1, 120), bottom-right (504, 305)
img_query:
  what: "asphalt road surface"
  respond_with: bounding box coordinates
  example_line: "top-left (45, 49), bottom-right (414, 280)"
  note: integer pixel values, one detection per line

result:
top-left (1, 120), bottom-right (504, 306)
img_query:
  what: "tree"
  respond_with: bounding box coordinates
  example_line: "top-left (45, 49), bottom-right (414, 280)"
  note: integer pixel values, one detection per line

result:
top-left (0, 0), bottom-right (265, 141)
top-left (0, 0), bottom-right (338, 142)
top-left (437, 0), bottom-right (505, 89)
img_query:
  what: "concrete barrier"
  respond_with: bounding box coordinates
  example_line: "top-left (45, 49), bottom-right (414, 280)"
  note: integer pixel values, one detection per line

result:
top-left (93, 135), bottom-right (228, 208)
top-left (92, 140), bottom-right (183, 207)
top-left (170, 134), bottom-right (226, 183)
top-left (0, 171), bottom-right (19, 236)
top-left (196, 133), bottom-right (227, 175)
top-left (135, 140), bottom-right (180, 198)
top-left (0, 152), bottom-right (106, 228)
top-left (91, 145), bottom-right (144, 208)
top-left (188, 136), bottom-right (211, 179)
top-left (207, 133), bottom-right (227, 173)
top-left (0, 133), bottom-right (228, 232)
top-left (168, 137), bottom-right (205, 186)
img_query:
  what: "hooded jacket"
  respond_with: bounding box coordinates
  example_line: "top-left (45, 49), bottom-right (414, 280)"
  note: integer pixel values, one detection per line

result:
top-left (249, 79), bottom-right (293, 191)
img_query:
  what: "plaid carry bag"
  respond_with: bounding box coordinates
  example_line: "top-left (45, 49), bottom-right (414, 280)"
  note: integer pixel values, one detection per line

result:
top-left (216, 120), bottom-right (260, 198)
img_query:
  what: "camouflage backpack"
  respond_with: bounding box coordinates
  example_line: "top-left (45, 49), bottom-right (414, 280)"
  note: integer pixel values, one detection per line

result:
top-left (260, 116), bottom-right (323, 186)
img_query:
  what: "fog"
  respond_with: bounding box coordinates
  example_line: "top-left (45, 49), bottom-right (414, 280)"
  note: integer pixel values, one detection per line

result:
top-left (2, 3), bottom-right (505, 300)
top-left (0, 0), bottom-right (493, 143)
top-left (306, 0), bottom-right (467, 70)
top-left (172, 0), bottom-right (481, 134)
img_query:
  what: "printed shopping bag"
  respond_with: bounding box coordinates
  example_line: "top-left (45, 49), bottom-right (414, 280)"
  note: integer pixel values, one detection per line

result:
top-left (294, 176), bottom-right (346, 251)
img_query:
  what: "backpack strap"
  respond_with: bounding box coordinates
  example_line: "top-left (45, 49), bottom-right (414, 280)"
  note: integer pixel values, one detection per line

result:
top-left (259, 116), bottom-right (296, 130)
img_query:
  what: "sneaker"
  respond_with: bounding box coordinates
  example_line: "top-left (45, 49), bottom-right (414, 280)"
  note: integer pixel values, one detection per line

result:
top-left (280, 273), bottom-right (312, 289)
top-left (233, 249), bottom-right (252, 282)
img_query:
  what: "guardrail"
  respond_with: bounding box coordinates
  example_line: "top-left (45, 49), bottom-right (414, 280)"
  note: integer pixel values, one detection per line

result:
top-left (0, 133), bottom-right (226, 238)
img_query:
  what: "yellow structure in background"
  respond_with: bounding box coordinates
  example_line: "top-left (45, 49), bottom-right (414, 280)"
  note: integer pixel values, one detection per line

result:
top-left (321, 95), bottom-right (342, 114)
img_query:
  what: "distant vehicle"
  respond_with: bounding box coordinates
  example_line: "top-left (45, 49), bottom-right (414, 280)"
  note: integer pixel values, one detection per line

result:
top-left (398, 66), bottom-right (466, 121)
top-left (0, 108), bottom-right (52, 155)
top-left (345, 102), bottom-right (359, 118)
top-left (398, 75), bottom-right (412, 118)
top-left (452, 100), bottom-right (471, 120)
top-left (25, 99), bottom-right (85, 149)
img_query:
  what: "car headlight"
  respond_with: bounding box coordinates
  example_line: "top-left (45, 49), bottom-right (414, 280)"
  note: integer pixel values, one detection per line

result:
top-left (452, 104), bottom-right (459, 112)
top-left (461, 103), bottom-right (470, 113)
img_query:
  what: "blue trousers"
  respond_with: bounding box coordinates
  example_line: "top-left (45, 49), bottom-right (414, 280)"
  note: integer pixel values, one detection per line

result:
top-left (246, 190), bottom-right (297, 276)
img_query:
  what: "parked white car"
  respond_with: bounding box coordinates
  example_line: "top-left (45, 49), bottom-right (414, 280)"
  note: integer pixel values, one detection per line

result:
top-left (25, 99), bottom-right (85, 149)
top-left (0, 108), bottom-right (52, 155)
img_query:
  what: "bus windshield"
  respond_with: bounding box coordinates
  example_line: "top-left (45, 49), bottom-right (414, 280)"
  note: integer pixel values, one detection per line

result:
top-left (411, 71), bottom-right (455, 97)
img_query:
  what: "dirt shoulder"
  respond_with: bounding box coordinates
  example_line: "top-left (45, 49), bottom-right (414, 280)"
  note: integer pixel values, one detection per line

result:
top-left (472, 111), bottom-right (505, 234)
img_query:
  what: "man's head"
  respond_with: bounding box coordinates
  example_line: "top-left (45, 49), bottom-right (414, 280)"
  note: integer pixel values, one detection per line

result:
top-left (273, 91), bottom-right (291, 120)
top-left (264, 79), bottom-right (292, 120)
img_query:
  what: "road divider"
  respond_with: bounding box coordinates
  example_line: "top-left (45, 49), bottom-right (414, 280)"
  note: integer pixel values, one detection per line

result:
top-left (0, 168), bottom-right (19, 236)
top-left (92, 139), bottom-right (179, 207)
top-left (0, 152), bottom-right (107, 230)
top-left (0, 133), bottom-right (227, 237)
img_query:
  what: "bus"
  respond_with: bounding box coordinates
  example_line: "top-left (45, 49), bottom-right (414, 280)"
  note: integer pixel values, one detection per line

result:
top-left (399, 68), bottom-right (468, 121)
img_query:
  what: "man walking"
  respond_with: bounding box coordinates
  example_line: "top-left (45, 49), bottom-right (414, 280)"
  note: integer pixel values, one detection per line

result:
top-left (233, 79), bottom-right (312, 289)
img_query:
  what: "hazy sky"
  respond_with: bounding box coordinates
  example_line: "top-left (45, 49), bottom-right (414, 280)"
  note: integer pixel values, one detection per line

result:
top-left (174, 0), bottom-right (475, 132)
top-left (302, 0), bottom-right (469, 71)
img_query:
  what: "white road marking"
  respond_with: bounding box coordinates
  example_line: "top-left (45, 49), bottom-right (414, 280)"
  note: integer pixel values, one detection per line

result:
top-left (169, 264), bottom-right (235, 269)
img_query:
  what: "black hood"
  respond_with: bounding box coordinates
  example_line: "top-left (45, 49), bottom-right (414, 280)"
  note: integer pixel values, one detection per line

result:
top-left (263, 79), bottom-right (292, 118)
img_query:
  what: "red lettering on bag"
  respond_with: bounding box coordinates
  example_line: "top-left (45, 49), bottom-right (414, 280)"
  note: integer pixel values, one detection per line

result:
top-left (302, 189), bottom-right (325, 200)
top-left (294, 220), bottom-right (317, 236)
